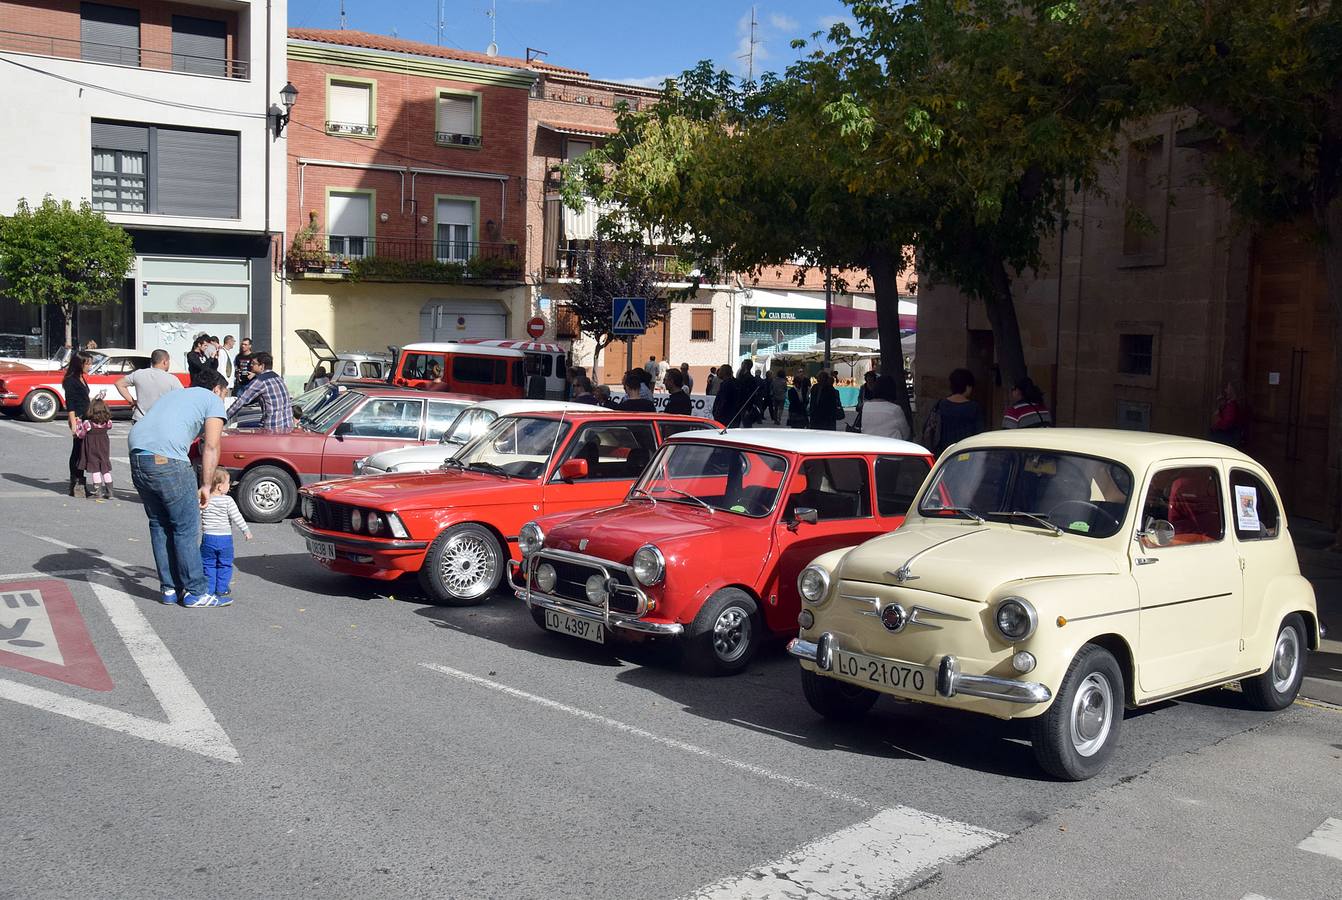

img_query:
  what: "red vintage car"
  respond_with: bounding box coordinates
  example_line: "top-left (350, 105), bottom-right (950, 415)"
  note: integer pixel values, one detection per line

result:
top-left (513, 430), bottom-right (934, 674)
top-left (292, 410), bottom-right (715, 604)
top-left (216, 385), bottom-right (481, 523)
top-left (0, 349), bottom-right (189, 422)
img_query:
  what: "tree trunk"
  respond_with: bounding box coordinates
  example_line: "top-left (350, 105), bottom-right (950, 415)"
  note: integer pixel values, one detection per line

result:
top-left (981, 252), bottom-right (1030, 397)
top-left (867, 249), bottom-right (914, 425)
top-left (63, 302), bottom-right (74, 348)
top-left (1316, 197), bottom-right (1342, 547)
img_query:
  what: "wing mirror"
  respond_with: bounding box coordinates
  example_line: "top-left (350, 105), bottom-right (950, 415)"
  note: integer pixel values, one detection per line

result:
top-left (788, 507), bottom-right (819, 532)
top-left (1138, 519), bottom-right (1175, 548)
top-left (559, 458), bottom-right (589, 481)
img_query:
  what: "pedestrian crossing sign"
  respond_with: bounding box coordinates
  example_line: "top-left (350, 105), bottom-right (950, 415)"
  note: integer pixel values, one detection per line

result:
top-left (612, 297), bottom-right (647, 336)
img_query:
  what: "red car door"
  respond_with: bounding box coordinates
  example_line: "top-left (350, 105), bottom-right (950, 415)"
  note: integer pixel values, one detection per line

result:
top-left (320, 396), bottom-right (428, 479)
top-left (540, 420), bottom-right (661, 516)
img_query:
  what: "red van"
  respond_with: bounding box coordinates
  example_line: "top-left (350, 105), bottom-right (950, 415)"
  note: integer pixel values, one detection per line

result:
top-left (387, 342), bottom-right (526, 399)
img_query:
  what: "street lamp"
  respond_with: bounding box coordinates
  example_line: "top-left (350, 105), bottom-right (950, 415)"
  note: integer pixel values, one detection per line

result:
top-left (271, 82), bottom-right (299, 137)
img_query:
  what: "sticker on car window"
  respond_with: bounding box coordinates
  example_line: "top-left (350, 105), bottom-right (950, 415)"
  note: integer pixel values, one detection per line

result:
top-left (1068, 521), bottom-right (1090, 533)
top-left (1235, 484), bottom-right (1260, 531)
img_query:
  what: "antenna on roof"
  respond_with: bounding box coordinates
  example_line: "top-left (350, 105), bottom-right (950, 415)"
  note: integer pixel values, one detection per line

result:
top-left (485, 0), bottom-right (498, 56)
top-left (436, 0), bottom-right (445, 45)
top-left (738, 5), bottom-right (759, 83)
top-left (339, 0), bottom-right (347, 30)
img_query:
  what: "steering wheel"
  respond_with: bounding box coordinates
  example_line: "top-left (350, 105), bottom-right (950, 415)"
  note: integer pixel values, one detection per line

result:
top-left (1045, 500), bottom-right (1122, 532)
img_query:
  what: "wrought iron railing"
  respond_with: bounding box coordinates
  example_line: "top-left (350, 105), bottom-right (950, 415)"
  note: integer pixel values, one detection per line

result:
top-left (0, 29), bottom-right (249, 78)
top-left (547, 247), bottom-right (726, 281)
top-left (325, 120), bottom-right (377, 137)
top-left (435, 131), bottom-right (482, 147)
top-left (285, 234), bottom-right (521, 281)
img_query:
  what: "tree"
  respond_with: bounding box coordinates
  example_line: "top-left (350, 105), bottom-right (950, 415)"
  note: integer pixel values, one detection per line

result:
top-left (565, 240), bottom-right (666, 370)
top-left (0, 196), bottom-right (135, 347)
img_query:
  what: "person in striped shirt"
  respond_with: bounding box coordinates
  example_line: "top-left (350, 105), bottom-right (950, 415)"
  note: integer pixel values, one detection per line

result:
top-left (201, 469), bottom-right (252, 598)
top-left (1001, 377), bottom-right (1054, 429)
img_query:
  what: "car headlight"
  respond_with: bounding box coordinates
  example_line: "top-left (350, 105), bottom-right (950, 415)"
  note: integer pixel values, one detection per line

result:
top-left (534, 563), bottom-right (557, 593)
top-left (632, 545), bottom-right (665, 585)
top-left (384, 512), bottom-right (408, 539)
top-left (585, 574), bottom-right (609, 605)
top-left (353, 456), bottom-right (369, 474)
top-left (518, 521), bottom-right (544, 556)
top-left (994, 597), bottom-right (1037, 642)
top-left (798, 565), bottom-right (831, 604)
top-left (350, 509), bottom-right (363, 532)
top-left (367, 512), bottom-right (384, 535)
top-left (302, 496), bottom-right (315, 520)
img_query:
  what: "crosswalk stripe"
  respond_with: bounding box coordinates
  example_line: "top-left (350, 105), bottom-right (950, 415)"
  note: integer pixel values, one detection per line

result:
top-left (1298, 817), bottom-right (1342, 862)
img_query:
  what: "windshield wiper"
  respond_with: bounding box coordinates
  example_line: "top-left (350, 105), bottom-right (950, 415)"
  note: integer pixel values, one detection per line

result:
top-left (931, 506), bottom-right (985, 524)
top-left (438, 456), bottom-right (466, 471)
top-left (988, 510), bottom-right (1061, 535)
top-left (628, 486), bottom-right (658, 506)
top-left (467, 461), bottom-right (511, 479)
top-left (651, 486), bottom-right (714, 514)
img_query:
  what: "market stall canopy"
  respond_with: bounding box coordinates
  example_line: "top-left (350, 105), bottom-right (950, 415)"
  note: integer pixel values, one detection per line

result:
top-left (827, 300), bottom-right (917, 332)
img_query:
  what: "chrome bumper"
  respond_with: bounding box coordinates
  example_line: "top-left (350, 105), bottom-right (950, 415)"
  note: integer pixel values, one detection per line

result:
top-left (511, 559), bottom-right (683, 637)
top-left (787, 634), bottom-right (1051, 705)
top-left (290, 519), bottom-right (428, 550)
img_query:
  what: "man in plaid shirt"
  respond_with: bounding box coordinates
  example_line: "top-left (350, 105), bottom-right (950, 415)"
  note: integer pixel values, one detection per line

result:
top-left (226, 351), bottom-right (295, 430)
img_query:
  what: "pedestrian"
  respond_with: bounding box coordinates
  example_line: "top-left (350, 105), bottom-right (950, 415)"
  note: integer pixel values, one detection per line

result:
top-left (644, 355), bottom-right (658, 382)
top-left (221, 336), bottom-right (236, 380)
top-left (232, 337), bottom-right (254, 393)
top-left (786, 372), bottom-right (811, 428)
top-left (859, 374), bottom-right (912, 440)
top-left (921, 368), bottom-right (983, 455)
top-left (227, 352), bottom-right (294, 431)
top-left (128, 368), bottom-right (231, 608)
top-left (186, 334), bottom-right (213, 386)
top-left (705, 367), bottom-right (721, 396)
top-left (1209, 380), bottom-right (1246, 447)
top-left (618, 372), bottom-right (655, 411)
top-left (206, 336), bottom-right (222, 372)
top-left (735, 360), bottom-right (763, 427)
top-left (114, 349), bottom-right (181, 422)
top-left (200, 469), bottom-right (252, 599)
top-left (594, 384), bottom-right (618, 409)
top-left (572, 376), bottom-right (597, 405)
top-left (1001, 377), bottom-right (1053, 429)
top-left (62, 352), bottom-right (92, 496)
top-left (566, 365), bottom-right (587, 401)
top-left (679, 362), bottom-right (694, 394)
top-left (711, 364), bottom-right (739, 425)
top-left (636, 367), bottom-right (654, 400)
top-left (656, 357), bottom-right (670, 386)
top-left (770, 368), bottom-right (788, 423)
top-left (75, 397), bottom-right (115, 500)
top-left (808, 370), bottom-right (846, 431)
top-left (664, 370), bottom-right (692, 415)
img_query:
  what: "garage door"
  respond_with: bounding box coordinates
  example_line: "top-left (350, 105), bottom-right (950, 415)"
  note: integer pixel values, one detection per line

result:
top-left (420, 300), bottom-right (507, 342)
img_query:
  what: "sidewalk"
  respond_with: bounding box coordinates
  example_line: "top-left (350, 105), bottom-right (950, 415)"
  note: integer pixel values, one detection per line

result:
top-left (1292, 518), bottom-right (1342, 705)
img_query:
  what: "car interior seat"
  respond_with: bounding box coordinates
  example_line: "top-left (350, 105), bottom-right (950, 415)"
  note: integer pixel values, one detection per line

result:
top-left (1167, 473), bottom-right (1222, 543)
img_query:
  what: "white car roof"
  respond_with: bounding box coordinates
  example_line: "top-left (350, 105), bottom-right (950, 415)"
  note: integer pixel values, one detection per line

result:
top-left (476, 399), bottom-right (591, 416)
top-left (401, 342), bottom-right (525, 359)
top-left (667, 427), bottom-right (931, 456)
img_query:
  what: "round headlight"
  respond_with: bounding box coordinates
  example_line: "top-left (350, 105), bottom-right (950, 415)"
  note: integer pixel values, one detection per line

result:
top-left (367, 512), bottom-right (384, 535)
top-left (584, 574), bottom-right (609, 605)
top-left (350, 509), bottom-right (364, 532)
top-left (535, 563), bottom-right (557, 593)
top-left (518, 521), bottom-right (544, 556)
top-left (994, 597), bottom-right (1037, 642)
top-left (798, 565), bottom-right (831, 604)
top-left (632, 545), bottom-right (665, 585)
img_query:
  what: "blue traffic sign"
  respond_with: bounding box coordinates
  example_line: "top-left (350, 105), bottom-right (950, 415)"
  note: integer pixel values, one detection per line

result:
top-left (611, 297), bottom-right (647, 336)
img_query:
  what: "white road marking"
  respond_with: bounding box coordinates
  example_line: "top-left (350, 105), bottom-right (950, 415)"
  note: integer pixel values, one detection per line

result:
top-left (1298, 817), bottom-right (1342, 862)
top-left (0, 587), bottom-right (64, 665)
top-left (682, 807), bottom-right (1003, 900)
top-left (0, 580), bottom-right (239, 763)
top-left (0, 418), bottom-right (59, 438)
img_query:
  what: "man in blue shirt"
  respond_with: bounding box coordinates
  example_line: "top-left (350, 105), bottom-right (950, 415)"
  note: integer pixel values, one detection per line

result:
top-left (129, 369), bottom-right (230, 608)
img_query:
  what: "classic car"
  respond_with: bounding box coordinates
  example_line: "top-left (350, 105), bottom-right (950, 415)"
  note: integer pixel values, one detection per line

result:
top-left (458, 339), bottom-right (568, 399)
top-left (212, 386), bottom-right (481, 523)
top-left (295, 328), bottom-right (391, 391)
top-left (293, 409), bottom-right (714, 604)
top-left (354, 399), bottom-right (591, 475)
top-left (788, 429), bottom-right (1320, 780)
top-left (0, 349), bottom-right (190, 421)
top-left (386, 342), bottom-right (526, 398)
top-left (227, 383), bottom-right (352, 430)
top-left (512, 430), bottom-right (934, 674)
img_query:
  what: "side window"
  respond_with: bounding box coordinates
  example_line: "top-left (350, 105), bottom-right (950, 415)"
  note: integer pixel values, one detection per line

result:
top-left (555, 356), bottom-right (566, 380)
top-left (359, 361), bottom-right (383, 379)
top-left (787, 458), bottom-right (872, 521)
top-left (513, 360), bottom-right (525, 386)
top-left (875, 455), bottom-right (932, 517)
top-left (528, 354), bottom-right (553, 377)
top-left (401, 353), bottom-right (443, 381)
top-left (426, 401), bottom-right (467, 441)
top-left (659, 421), bottom-right (706, 441)
top-left (342, 399), bottom-right (424, 439)
top-left (452, 355), bottom-right (497, 384)
top-left (559, 422), bottom-right (658, 480)
top-left (1142, 466), bottom-right (1225, 545)
top-left (1229, 470), bottom-right (1281, 541)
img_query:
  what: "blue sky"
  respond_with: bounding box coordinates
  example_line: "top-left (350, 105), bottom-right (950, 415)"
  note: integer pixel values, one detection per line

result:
top-left (288, 0), bottom-right (854, 85)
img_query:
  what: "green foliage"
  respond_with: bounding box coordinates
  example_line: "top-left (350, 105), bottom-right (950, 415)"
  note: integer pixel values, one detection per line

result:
top-left (344, 251), bottom-right (520, 283)
top-left (0, 196), bottom-right (134, 343)
top-left (566, 241), bottom-right (666, 366)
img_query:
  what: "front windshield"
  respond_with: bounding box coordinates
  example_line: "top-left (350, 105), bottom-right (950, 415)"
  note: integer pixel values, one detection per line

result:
top-left (304, 391), bottom-right (361, 433)
top-left (633, 442), bottom-right (788, 517)
top-left (918, 448), bottom-right (1133, 538)
top-left (440, 407), bottom-right (497, 445)
top-left (454, 415), bottom-right (567, 479)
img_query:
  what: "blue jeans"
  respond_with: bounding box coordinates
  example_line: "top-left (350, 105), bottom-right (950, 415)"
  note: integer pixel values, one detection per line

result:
top-left (200, 533), bottom-right (235, 594)
top-left (130, 453), bottom-right (206, 596)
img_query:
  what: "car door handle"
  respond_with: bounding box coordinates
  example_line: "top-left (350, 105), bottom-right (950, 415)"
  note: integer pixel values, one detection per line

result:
top-left (1135, 557), bottom-right (1160, 566)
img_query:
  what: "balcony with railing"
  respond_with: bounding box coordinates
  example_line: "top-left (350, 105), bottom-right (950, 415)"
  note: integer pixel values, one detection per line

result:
top-left (285, 234), bottom-right (522, 282)
top-left (547, 246), bottom-right (727, 284)
top-left (0, 29), bottom-right (249, 78)
top-left (325, 120), bottom-right (377, 137)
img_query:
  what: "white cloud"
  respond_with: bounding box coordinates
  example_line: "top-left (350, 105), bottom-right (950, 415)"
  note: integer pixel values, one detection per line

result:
top-left (609, 73), bottom-right (676, 89)
top-left (768, 12), bottom-right (798, 32)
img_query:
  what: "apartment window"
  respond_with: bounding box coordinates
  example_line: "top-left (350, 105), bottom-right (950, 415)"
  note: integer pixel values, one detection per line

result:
top-left (328, 192), bottom-right (373, 258)
top-left (1122, 134), bottom-right (1168, 264)
top-left (436, 93), bottom-right (481, 147)
top-left (327, 79), bottom-right (376, 137)
top-left (690, 308), bottom-right (714, 341)
top-left (91, 120), bottom-right (238, 218)
top-left (80, 3), bottom-right (140, 66)
top-left (564, 139), bottom-right (593, 162)
top-left (1118, 333), bottom-right (1154, 376)
top-left (435, 199), bottom-right (474, 263)
top-left (555, 304), bottom-right (578, 339)
top-left (171, 15), bottom-right (226, 77)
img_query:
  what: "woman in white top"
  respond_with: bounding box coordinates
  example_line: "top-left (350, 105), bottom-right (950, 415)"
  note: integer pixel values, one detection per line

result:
top-left (860, 374), bottom-right (911, 440)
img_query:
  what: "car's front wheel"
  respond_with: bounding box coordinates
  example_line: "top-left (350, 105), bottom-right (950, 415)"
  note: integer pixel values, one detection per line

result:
top-left (419, 524), bottom-right (504, 606)
top-left (800, 667), bottom-right (879, 722)
top-left (22, 389), bottom-right (59, 423)
top-left (683, 588), bottom-right (760, 675)
top-left (238, 465), bottom-right (297, 523)
top-left (1241, 614), bottom-right (1307, 711)
top-left (1030, 643), bottom-right (1124, 781)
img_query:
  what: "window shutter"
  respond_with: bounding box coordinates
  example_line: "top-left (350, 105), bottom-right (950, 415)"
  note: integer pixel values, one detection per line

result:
top-left (436, 199), bottom-right (473, 229)
top-left (328, 193), bottom-right (371, 236)
top-left (329, 82), bottom-right (371, 127)
top-left (171, 15), bottom-right (226, 76)
top-left (564, 139), bottom-right (593, 161)
top-left (156, 127), bottom-right (239, 218)
top-left (436, 96), bottom-right (476, 136)
top-left (691, 308), bottom-right (713, 340)
top-left (80, 3), bottom-right (140, 65)
top-left (91, 120), bottom-right (148, 153)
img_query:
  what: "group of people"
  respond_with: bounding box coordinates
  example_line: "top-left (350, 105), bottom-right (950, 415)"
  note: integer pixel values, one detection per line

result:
top-left (187, 334), bottom-right (255, 394)
top-left (917, 368), bottom-right (1055, 456)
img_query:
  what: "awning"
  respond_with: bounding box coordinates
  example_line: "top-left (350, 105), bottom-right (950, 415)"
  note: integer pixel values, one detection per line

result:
top-left (539, 121), bottom-right (620, 139)
top-left (828, 305), bottom-right (916, 331)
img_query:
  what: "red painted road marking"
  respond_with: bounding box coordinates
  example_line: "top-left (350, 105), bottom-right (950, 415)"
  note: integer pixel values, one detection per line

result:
top-left (0, 579), bottom-right (112, 692)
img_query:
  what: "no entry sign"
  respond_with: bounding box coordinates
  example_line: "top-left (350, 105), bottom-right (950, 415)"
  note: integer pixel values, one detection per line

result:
top-left (526, 316), bottom-right (546, 339)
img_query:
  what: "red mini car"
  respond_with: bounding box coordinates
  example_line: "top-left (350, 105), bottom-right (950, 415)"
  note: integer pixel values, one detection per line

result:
top-left (292, 410), bottom-right (714, 604)
top-left (513, 430), bottom-right (934, 674)
top-left (217, 386), bottom-right (481, 523)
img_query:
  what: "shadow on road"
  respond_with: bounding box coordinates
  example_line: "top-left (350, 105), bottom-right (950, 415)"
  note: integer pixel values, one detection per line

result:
top-left (3, 471), bottom-right (143, 505)
top-left (32, 546), bottom-right (160, 603)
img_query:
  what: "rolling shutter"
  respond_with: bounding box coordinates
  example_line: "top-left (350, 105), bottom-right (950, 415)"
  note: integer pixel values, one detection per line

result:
top-left (328, 193), bottom-right (371, 237)
top-left (329, 82), bottom-right (371, 126)
top-left (436, 96), bottom-right (476, 137)
top-left (80, 3), bottom-right (140, 66)
top-left (91, 120), bottom-right (148, 153)
top-left (156, 127), bottom-right (239, 218)
top-left (171, 15), bottom-right (226, 77)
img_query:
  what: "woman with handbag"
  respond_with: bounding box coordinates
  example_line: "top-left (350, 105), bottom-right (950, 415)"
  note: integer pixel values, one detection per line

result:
top-left (62, 352), bottom-right (92, 496)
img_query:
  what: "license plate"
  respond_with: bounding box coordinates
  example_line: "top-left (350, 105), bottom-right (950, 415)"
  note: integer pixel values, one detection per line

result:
top-left (545, 609), bottom-right (604, 644)
top-left (832, 649), bottom-right (934, 696)
top-left (307, 539), bottom-right (336, 560)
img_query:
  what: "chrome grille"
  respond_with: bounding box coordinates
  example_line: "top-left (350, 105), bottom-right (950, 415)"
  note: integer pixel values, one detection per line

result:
top-left (311, 497), bottom-right (355, 533)
top-left (533, 552), bottom-right (641, 615)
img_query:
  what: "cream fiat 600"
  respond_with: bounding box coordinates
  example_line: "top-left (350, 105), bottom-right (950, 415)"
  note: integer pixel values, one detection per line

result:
top-left (788, 429), bottom-right (1319, 780)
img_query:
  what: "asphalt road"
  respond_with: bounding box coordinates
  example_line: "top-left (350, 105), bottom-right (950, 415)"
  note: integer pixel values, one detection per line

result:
top-left (1, 413), bottom-right (1340, 900)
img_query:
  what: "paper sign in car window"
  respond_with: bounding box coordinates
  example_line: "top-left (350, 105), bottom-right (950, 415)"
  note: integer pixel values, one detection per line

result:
top-left (1235, 484), bottom-right (1260, 531)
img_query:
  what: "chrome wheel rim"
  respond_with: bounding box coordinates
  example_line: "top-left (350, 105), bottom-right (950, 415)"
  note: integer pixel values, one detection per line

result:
top-left (30, 392), bottom-right (55, 419)
top-left (439, 533), bottom-right (497, 599)
top-left (1271, 625), bottom-right (1301, 694)
top-left (250, 479), bottom-right (284, 513)
top-left (712, 606), bottom-right (751, 663)
top-left (1070, 672), bottom-right (1113, 758)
